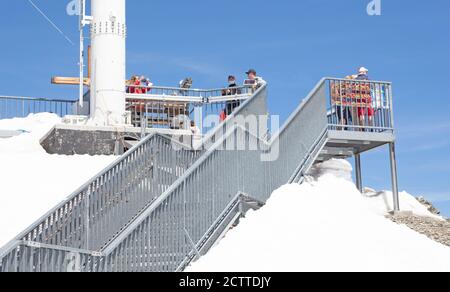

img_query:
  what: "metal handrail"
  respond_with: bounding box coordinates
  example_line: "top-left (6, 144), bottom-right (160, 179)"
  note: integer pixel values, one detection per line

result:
top-left (0, 240), bottom-right (102, 272)
top-left (125, 85), bottom-right (254, 132)
top-left (125, 85), bottom-right (253, 99)
top-left (0, 95), bottom-right (78, 103)
top-left (0, 95), bottom-right (79, 119)
top-left (325, 78), bottom-right (394, 132)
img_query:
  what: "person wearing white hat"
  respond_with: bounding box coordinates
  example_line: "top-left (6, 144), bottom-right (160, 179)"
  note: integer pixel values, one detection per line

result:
top-left (355, 67), bottom-right (374, 129)
top-left (356, 67), bottom-right (370, 80)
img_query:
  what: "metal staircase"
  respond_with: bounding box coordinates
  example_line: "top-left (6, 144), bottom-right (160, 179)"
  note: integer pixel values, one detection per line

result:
top-left (0, 78), bottom-right (398, 272)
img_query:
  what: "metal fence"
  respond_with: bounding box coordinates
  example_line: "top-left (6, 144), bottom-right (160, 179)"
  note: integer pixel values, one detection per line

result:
top-left (125, 86), bottom-right (253, 134)
top-left (0, 96), bottom-right (78, 120)
top-left (126, 85), bottom-right (253, 100)
top-left (326, 78), bottom-right (393, 132)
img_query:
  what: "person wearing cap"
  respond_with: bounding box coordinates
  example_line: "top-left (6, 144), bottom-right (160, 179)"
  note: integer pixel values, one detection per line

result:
top-left (244, 69), bottom-right (266, 92)
top-left (355, 67), bottom-right (374, 128)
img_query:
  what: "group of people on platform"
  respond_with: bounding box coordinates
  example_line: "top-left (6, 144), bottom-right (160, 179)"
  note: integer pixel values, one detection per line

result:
top-left (126, 75), bottom-right (153, 94)
top-left (333, 66), bottom-right (378, 129)
top-left (126, 69), bottom-right (266, 123)
top-left (126, 65), bottom-right (384, 141)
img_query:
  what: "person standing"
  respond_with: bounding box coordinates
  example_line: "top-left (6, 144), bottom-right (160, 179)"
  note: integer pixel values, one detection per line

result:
top-left (140, 76), bottom-right (153, 94)
top-left (190, 121), bottom-right (202, 149)
top-left (244, 69), bottom-right (266, 92)
top-left (223, 75), bottom-right (242, 115)
top-left (355, 67), bottom-right (374, 129)
top-left (356, 67), bottom-right (370, 80)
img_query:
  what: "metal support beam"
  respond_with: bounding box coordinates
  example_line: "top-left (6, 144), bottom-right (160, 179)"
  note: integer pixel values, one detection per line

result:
top-left (389, 143), bottom-right (400, 211)
top-left (355, 153), bottom-right (363, 193)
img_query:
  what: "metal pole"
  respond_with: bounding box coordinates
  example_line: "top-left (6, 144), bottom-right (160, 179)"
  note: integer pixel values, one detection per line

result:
top-left (389, 142), bottom-right (400, 212)
top-left (79, 0), bottom-right (85, 107)
top-left (355, 153), bottom-right (363, 192)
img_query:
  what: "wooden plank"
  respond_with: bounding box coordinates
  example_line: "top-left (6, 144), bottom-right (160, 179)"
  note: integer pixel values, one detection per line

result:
top-left (51, 77), bottom-right (90, 86)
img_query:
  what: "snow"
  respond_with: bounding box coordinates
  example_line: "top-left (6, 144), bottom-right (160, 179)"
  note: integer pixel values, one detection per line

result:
top-left (363, 189), bottom-right (443, 220)
top-left (0, 114), bottom-right (117, 247)
top-left (188, 159), bottom-right (450, 272)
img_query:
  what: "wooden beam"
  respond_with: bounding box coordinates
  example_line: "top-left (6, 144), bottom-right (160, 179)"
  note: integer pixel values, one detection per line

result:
top-left (51, 77), bottom-right (90, 86)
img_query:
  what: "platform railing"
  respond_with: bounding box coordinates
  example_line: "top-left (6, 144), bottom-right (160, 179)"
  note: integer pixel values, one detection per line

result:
top-left (125, 85), bottom-right (253, 133)
top-left (326, 78), bottom-right (394, 132)
top-left (0, 96), bottom-right (78, 120)
top-left (126, 85), bottom-right (252, 100)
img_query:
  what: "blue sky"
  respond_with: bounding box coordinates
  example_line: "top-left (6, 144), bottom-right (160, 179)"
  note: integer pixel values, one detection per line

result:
top-left (1, 1), bottom-right (449, 215)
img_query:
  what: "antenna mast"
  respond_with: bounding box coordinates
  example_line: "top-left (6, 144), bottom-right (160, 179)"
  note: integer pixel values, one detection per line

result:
top-left (79, 0), bottom-right (92, 107)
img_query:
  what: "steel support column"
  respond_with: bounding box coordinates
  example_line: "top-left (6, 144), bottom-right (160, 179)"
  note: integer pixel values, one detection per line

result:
top-left (355, 153), bottom-right (363, 193)
top-left (389, 142), bottom-right (400, 211)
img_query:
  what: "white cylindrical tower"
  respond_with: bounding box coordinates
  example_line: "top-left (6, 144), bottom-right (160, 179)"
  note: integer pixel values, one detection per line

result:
top-left (89, 0), bottom-right (126, 126)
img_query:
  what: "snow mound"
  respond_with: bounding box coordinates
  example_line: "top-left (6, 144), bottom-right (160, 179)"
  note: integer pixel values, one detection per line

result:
top-left (308, 158), bottom-right (353, 181)
top-left (0, 114), bottom-right (116, 247)
top-left (188, 160), bottom-right (450, 272)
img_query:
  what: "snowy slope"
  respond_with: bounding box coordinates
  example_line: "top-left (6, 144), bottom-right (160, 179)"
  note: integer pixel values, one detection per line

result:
top-left (188, 159), bottom-right (450, 272)
top-left (0, 114), bottom-right (117, 247)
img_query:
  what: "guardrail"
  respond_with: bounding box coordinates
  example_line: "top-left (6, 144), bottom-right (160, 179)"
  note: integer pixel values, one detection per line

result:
top-left (0, 96), bottom-right (78, 120)
top-left (126, 85), bottom-right (253, 99)
top-left (125, 85), bottom-right (253, 133)
top-left (0, 86), bottom-right (254, 137)
top-left (326, 78), bottom-right (393, 132)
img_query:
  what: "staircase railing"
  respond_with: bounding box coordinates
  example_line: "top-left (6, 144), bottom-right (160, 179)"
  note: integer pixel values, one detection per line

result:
top-left (3, 134), bottom-right (200, 252)
top-left (89, 79), bottom-right (329, 272)
top-left (0, 240), bottom-right (100, 272)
